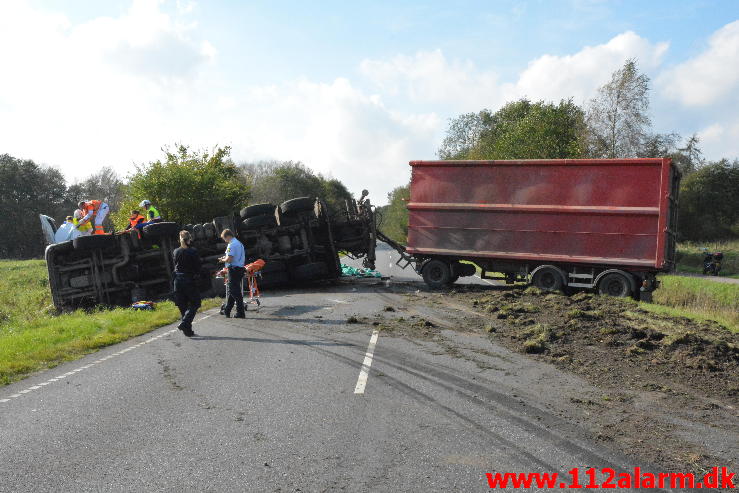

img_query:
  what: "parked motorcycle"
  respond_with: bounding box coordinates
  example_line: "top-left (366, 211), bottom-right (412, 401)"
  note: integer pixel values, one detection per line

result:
top-left (702, 248), bottom-right (724, 276)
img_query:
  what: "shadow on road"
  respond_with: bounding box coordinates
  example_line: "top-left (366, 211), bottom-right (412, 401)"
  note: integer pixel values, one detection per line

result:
top-left (191, 335), bottom-right (355, 347)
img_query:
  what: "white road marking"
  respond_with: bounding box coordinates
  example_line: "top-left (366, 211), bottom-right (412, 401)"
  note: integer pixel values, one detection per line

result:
top-left (0, 311), bottom-right (215, 405)
top-left (354, 330), bottom-right (380, 395)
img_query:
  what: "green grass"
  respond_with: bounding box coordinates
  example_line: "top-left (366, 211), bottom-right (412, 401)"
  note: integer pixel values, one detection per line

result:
top-left (649, 275), bottom-right (739, 332)
top-left (0, 259), bottom-right (219, 386)
top-left (675, 240), bottom-right (739, 277)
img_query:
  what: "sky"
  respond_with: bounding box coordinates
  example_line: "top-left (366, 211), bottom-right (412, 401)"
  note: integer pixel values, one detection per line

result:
top-left (1, 0), bottom-right (738, 204)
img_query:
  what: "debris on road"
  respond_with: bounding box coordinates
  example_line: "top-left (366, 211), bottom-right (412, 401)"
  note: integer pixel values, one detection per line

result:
top-left (340, 264), bottom-right (382, 278)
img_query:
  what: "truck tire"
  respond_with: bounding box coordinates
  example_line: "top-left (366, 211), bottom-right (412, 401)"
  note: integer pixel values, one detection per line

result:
top-left (48, 240), bottom-right (74, 255)
top-left (280, 197), bottom-right (314, 215)
top-left (261, 270), bottom-right (290, 287)
top-left (243, 215), bottom-right (277, 230)
top-left (203, 222), bottom-right (216, 240)
top-left (240, 203), bottom-right (275, 219)
top-left (294, 262), bottom-right (328, 281)
top-left (598, 272), bottom-right (632, 298)
top-left (422, 259), bottom-right (452, 289)
top-left (531, 266), bottom-right (564, 292)
top-left (73, 235), bottom-right (117, 251)
top-left (143, 222), bottom-right (180, 238)
top-left (193, 224), bottom-right (205, 240)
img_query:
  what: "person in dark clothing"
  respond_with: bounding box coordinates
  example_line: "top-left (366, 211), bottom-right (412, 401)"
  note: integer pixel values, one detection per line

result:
top-left (173, 230), bottom-right (201, 336)
top-left (218, 229), bottom-right (246, 318)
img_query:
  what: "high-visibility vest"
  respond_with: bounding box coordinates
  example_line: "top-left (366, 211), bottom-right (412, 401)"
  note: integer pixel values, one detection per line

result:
top-left (146, 205), bottom-right (161, 220)
top-left (129, 214), bottom-right (145, 229)
top-left (74, 210), bottom-right (93, 232)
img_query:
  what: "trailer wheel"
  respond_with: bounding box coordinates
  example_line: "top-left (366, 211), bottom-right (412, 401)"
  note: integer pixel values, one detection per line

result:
top-left (422, 259), bottom-right (452, 289)
top-left (598, 272), bottom-right (632, 298)
top-left (531, 266), bottom-right (564, 292)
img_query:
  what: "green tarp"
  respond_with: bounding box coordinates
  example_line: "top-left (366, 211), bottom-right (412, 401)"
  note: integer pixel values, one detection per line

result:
top-left (340, 263), bottom-right (382, 278)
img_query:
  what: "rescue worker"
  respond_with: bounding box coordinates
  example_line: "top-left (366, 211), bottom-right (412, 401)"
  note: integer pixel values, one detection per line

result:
top-left (73, 208), bottom-right (93, 236)
top-left (54, 216), bottom-right (79, 243)
top-left (139, 200), bottom-right (162, 224)
top-left (218, 229), bottom-right (246, 318)
top-left (173, 230), bottom-right (201, 337)
top-left (77, 199), bottom-right (109, 235)
top-left (125, 210), bottom-right (146, 231)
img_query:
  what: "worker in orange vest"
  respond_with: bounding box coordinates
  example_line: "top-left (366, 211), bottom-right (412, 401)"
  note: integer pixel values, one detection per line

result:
top-left (77, 200), bottom-right (110, 235)
top-left (125, 210), bottom-right (146, 231)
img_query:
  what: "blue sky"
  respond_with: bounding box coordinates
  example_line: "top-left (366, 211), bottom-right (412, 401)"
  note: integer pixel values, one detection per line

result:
top-left (3, 0), bottom-right (739, 202)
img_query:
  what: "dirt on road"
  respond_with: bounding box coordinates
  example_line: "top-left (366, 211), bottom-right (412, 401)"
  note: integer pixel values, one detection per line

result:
top-left (360, 283), bottom-right (739, 475)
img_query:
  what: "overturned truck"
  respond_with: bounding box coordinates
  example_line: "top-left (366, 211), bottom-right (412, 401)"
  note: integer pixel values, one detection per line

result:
top-left (41, 194), bottom-right (378, 311)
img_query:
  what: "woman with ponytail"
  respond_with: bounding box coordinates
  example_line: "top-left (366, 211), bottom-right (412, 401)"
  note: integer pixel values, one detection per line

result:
top-left (173, 230), bottom-right (202, 337)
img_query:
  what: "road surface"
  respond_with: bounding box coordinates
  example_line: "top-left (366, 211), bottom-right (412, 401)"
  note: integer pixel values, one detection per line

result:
top-left (2, 278), bottom-right (685, 492)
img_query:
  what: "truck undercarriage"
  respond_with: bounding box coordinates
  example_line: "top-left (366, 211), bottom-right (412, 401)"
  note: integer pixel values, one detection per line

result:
top-left (42, 194), bottom-right (378, 311)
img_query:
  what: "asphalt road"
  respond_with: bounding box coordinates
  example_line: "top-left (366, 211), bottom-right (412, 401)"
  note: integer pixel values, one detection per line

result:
top-left (1, 275), bottom-right (681, 492)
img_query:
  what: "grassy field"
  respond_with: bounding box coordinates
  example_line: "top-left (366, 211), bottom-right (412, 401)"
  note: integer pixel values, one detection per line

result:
top-left (675, 240), bottom-right (739, 277)
top-left (0, 259), bottom-right (218, 386)
top-left (648, 275), bottom-right (738, 333)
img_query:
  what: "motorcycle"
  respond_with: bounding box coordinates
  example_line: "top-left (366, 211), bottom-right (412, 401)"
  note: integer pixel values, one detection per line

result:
top-left (702, 248), bottom-right (724, 276)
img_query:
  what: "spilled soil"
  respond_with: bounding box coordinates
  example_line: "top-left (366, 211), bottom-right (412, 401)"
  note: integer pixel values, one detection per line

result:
top-left (361, 283), bottom-right (739, 475)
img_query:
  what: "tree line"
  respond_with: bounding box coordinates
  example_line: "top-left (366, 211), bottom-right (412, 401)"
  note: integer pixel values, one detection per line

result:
top-left (380, 59), bottom-right (739, 244)
top-left (0, 146), bottom-right (353, 259)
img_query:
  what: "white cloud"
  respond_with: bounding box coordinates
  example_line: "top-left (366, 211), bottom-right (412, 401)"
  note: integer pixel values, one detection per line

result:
top-left (506, 31), bottom-right (668, 104)
top-left (659, 20), bottom-right (739, 106)
top-left (0, 2), bottom-right (736, 208)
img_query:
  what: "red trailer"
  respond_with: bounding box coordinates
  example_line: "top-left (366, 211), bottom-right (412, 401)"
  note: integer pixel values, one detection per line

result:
top-left (400, 158), bottom-right (680, 300)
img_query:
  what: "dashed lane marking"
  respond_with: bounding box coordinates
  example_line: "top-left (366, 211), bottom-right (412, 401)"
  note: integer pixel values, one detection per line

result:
top-left (0, 312), bottom-right (215, 405)
top-left (354, 329), bottom-right (380, 395)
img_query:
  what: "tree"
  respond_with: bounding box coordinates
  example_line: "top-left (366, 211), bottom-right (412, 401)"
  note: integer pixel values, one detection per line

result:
top-left (673, 134), bottom-right (704, 175)
top-left (112, 145), bottom-right (250, 229)
top-left (587, 59), bottom-right (651, 158)
top-left (678, 159), bottom-right (739, 241)
top-left (0, 154), bottom-right (69, 258)
top-left (240, 160), bottom-right (353, 214)
top-left (377, 184), bottom-right (411, 244)
top-left (438, 99), bottom-right (587, 160)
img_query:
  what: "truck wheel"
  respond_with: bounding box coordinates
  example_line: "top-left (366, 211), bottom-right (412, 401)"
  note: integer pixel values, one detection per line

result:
top-left (240, 203), bottom-right (275, 219)
top-left (261, 270), bottom-right (290, 287)
top-left (48, 241), bottom-right (74, 255)
top-left (294, 262), bottom-right (328, 281)
top-left (143, 222), bottom-right (180, 238)
top-left (243, 215), bottom-right (277, 230)
top-left (73, 235), bottom-right (117, 251)
top-left (203, 223), bottom-right (216, 240)
top-left (531, 266), bottom-right (564, 292)
top-left (422, 260), bottom-right (452, 289)
top-left (598, 272), bottom-right (632, 297)
top-left (280, 197), bottom-right (315, 215)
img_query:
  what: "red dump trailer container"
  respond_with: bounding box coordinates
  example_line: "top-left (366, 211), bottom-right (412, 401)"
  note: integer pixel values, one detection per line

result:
top-left (405, 158), bottom-right (680, 299)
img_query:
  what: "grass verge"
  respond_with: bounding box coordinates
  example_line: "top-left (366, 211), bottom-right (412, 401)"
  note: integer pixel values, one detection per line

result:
top-left (675, 240), bottom-right (739, 277)
top-left (0, 259), bottom-right (219, 386)
top-left (650, 275), bottom-right (738, 333)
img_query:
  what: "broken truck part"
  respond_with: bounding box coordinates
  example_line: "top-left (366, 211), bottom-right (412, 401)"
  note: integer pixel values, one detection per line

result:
top-left (42, 194), bottom-right (377, 311)
top-left (394, 158), bottom-right (680, 299)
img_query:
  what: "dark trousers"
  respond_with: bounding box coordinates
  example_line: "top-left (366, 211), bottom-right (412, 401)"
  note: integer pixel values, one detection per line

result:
top-left (224, 266), bottom-right (245, 316)
top-left (174, 274), bottom-right (201, 329)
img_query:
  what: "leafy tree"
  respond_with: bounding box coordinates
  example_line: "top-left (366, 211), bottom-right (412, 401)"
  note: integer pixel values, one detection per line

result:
top-left (438, 99), bottom-right (587, 160)
top-left (0, 154), bottom-right (69, 258)
top-left (240, 160), bottom-right (353, 214)
top-left (112, 145), bottom-right (249, 229)
top-left (639, 132), bottom-right (679, 159)
top-left (678, 159), bottom-right (739, 241)
top-left (673, 134), bottom-right (704, 175)
top-left (586, 59), bottom-right (651, 158)
top-left (377, 184), bottom-right (410, 244)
